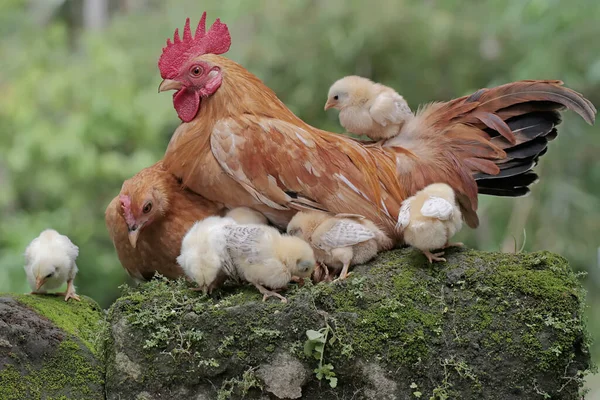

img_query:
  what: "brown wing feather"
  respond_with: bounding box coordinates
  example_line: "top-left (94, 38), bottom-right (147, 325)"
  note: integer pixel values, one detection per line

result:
top-left (210, 116), bottom-right (399, 233)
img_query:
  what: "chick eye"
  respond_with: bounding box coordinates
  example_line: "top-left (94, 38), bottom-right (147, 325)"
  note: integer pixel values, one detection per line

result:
top-left (190, 66), bottom-right (203, 76)
top-left (143, 202), bottom-right (152, 214)
top-left (333, 95), bottom-right (339, 100)
top-left (46, 273), bottom-right (53, 278)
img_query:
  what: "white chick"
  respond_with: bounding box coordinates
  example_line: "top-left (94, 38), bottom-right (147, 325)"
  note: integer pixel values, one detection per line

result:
top-left (225, 207), bottom-right (268, 225)
top-left (287, 211), bottom-right (393, 281)
top-left (324, 75), bottom-right (413, 142)
top-left (177, 216), bottom-right (316, 302)
top-left (177, 216), bottom-right (233, 294)
top-left (24, 229), bottom-right (80, 301)
top-left (397, 183), bottom-right (464, 263)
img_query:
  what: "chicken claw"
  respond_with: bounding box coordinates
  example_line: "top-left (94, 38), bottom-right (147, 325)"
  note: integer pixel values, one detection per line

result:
top-left (333, 265), bottom-right (353, 282)
top-left (60, 280), bottom-right (81, 302)
top-left (423, 250), bottom-right (446, 263)
top-left (254, 283), bottom-right (288, 303)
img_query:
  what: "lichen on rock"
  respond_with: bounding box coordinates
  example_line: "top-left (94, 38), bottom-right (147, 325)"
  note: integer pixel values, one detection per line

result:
top-left (103, 248), bottom-right (592, 399)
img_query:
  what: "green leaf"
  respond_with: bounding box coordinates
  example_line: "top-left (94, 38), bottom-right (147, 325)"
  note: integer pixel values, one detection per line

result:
top-left (306, 330), bottom-right (323, 341)
top-left (303, 340), bottom-right (316, 357)
top-left (328, 377), bottom-right (338, 388)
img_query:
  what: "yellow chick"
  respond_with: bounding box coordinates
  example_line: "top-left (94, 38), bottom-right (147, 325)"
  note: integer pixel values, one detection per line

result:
top-left (287, 211), bottom-right (393, 281)
top-left (324, 75), bottom-right (413, 142)
top-left (177, 216), bottom-right (315, 302)
top-left (225, 207), bottom-right (268, 225)
top-left (229, 225), bottom-right (316, 302)
top-left (24, 229), bottom-right (80, 301)
top-left (397, 183), bottom-right (464, 263)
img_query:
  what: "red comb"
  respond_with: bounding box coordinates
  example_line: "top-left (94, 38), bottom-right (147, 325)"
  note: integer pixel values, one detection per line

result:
top-left (158, 12), bottom-right (231, 79)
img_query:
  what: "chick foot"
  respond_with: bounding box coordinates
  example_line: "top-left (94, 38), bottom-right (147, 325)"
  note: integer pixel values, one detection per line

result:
top-left (333, 263), bottom-right (353, 282)
top-left (59, 280), bottom-right (80, 302)
top-left (423, 250), bottom-right (446, 263)
top-left (254, 283), bottom-right (288, 303)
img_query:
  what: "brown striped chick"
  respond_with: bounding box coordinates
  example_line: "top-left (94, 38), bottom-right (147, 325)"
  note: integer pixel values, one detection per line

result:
top-left (225, 207), bottom-right (268, 225)
top-left (287, 211), bottom-right (393, 281)
top-left (324, 75), bottom-right (413, 143)
top-left (398, 183), bottom-right (463, 263)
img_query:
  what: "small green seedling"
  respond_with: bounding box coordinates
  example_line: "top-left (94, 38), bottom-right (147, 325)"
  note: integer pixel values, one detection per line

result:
top-left (304, 327), bottom-right (338, 388)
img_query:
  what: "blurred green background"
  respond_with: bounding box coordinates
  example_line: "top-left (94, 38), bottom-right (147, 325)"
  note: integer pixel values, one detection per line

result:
top-left (1, 0), bottom-right (599, 393)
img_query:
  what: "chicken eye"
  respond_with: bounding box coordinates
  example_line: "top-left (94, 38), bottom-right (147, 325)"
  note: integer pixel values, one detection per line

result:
top-left (45, 273), bottom-right (53, 278)
top-left (190, 66), bottom-right (203, 76)
top-left (143, 202), bottom-right (152, 214)
top-left (333, 95), bottom-right (339, 100)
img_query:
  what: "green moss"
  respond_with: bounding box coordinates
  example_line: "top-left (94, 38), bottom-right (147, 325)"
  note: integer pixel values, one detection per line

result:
top-left (105, 249), bottom-right (591, 398)
top-left (9, 294), bottom-right (103, 355)
top-left (0, 339), bottom-right (104, 400)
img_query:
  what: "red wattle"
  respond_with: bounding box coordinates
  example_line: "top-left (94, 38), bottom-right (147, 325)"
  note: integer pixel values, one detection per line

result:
top-left (173, 88), bottom-right (201, 123)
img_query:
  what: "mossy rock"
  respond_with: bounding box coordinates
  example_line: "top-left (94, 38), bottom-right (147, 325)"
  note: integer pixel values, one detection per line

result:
top-left (0, 294), bottom-right (105, 400)
top-left (104, 248), bottom-right (592, 399)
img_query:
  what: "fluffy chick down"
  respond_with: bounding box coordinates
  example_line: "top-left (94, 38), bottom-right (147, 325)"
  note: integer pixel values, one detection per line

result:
top-left (225, 207), bottom-right (269, 225)
top-left (287, 211), bottom-right (393, 281)
top-left (325, 75), bottom-right (413, 142)
top-left (398, 183), bottom-right (463, 263)
top-left (177, 216), bottom-right (315, 302)
top-left (24, 229), bottom-right (80, 301)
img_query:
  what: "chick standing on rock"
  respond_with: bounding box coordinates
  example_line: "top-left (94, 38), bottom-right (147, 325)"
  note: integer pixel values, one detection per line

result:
top-left (398, 183), bottom-right (463, 263)
top-left (287, 211), bottom-right (393, 281)
top-left (324, 75), bottom-right (413, 143)
top-left (24, 229), bottom-right (80, 301)
top-left (177, 217), bottom-right (316, 302)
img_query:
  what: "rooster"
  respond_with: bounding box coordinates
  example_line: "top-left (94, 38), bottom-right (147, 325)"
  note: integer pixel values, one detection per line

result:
top-left (158, 13), bottom-right (596, 244)
top-left (105, 161), bottom-right (224, 281)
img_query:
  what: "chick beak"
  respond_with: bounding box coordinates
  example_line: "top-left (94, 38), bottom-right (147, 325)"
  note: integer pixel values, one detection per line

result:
top-left (158, 79), bottom-right (183, 93)
top-left (128, 225), bottom-right (143, 248)
top-left (35, 277), bottom-right (46, 291)
top-left (324, 100), bottom-right (336, 111)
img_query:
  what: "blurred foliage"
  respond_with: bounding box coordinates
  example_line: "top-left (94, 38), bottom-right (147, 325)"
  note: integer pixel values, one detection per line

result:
top-left (0, 0), bottom-right (599, 365)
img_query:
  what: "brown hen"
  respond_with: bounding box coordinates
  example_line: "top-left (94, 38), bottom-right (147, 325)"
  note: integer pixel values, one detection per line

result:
top-left (105, 161), bottom-right (224, 281)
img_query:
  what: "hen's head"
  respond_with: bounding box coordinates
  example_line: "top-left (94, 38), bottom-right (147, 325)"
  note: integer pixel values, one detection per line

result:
top-left (118, 168), bottom-right (172, 248)
top-left (158, 12), bottom-right (231, 122)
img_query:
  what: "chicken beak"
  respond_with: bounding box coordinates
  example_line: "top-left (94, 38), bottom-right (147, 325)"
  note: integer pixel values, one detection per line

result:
top-left (158, 79), bottom-right (183, 93)
top-left (35, 277), bottom-right (46, 291)
top-left (324, 100), bottom-right (335, 111)
top-left (128, 227), bottom-right (141, 248)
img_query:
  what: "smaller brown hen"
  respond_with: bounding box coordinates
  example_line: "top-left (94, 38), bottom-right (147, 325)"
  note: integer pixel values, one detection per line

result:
top-left (105, 161), bottom-right (225, 281)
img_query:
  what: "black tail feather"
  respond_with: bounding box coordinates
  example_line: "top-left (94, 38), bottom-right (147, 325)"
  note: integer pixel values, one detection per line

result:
top-left (476, 109), bottom-right (563, 196)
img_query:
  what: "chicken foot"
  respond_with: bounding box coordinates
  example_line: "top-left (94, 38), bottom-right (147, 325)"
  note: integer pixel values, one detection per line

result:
top-left (57, 279), bottom-right (81, 302)
top-left (333, 262), bottom-right (353, 282)
top-left (423, 250), bottom-right (446, 263)
top-left (253, 283), bottom-right (288, 303)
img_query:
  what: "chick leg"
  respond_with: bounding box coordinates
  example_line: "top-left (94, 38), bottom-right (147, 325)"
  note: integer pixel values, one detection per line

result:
top-left (423, 250), bottom-right (446, 263)
top-left (335, 262), bottom-right (352, 281)
top-left (60, 279), bottom-right (81, 302)
top-left (332, 248), bottom-right (354, 281)
top-left (253, 283), bottom-right (288, 303)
